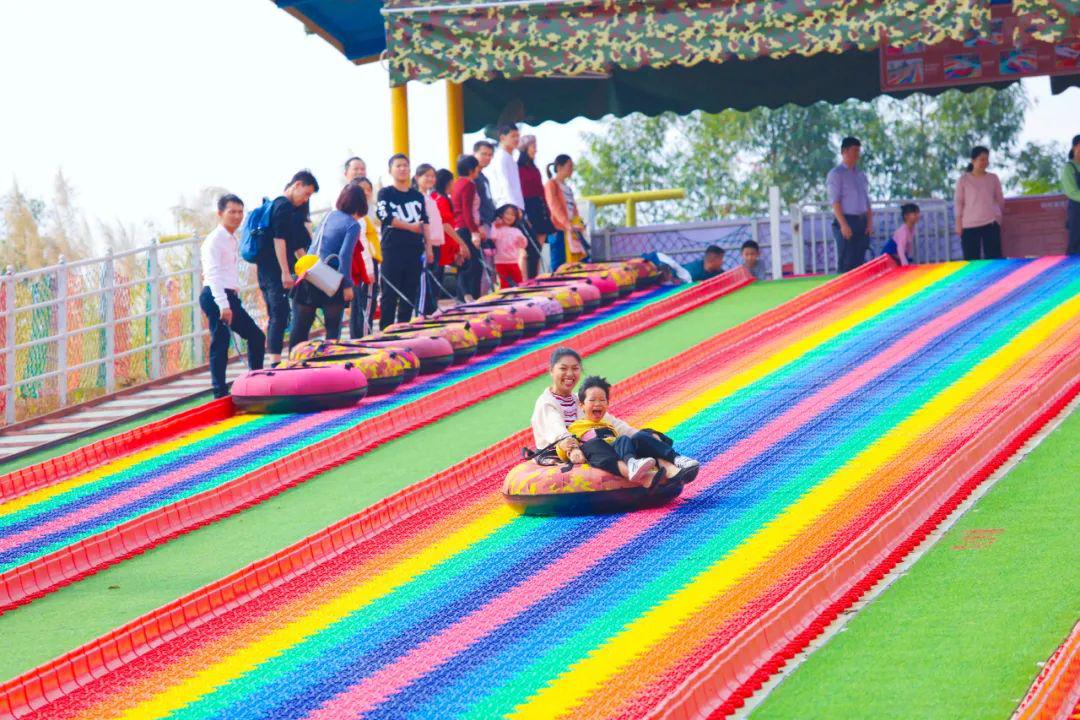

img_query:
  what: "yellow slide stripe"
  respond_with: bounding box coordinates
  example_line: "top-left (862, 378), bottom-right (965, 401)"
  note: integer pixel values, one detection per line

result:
top-left (0, 415), bottom-right (256, 517)
top-left (648, 263), bottom-right (961, 431)
top-left (119, 504), bottom-right (520, 719)
top-left (511, 288), bottom-right (1080, 719)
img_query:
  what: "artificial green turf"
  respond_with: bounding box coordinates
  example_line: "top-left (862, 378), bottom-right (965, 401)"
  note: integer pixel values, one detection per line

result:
top-left (753, 402), bottom-right (1080, 720)
top-left (0, 395), bottom-right (208, 476)
top-left (0, 278), bottom-right (825, 682)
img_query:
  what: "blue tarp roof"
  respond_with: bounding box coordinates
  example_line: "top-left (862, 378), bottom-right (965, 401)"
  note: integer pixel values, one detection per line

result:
top-left (274, 1), bottom-right (387, 64)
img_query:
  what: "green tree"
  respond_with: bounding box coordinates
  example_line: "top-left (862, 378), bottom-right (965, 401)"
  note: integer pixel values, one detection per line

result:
top-left (578, 85), bottom-right (1030, 227)
top-left (1012, 140), bottom-right (1067, 195)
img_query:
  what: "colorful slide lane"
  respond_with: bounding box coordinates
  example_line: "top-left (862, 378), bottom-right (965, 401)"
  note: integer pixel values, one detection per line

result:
top-left (6, 257), bottom-right (1080, 719)
top-left (0, 272), bottom-right (752, 614)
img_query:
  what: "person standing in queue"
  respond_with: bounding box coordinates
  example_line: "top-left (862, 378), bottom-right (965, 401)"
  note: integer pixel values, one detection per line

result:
top-left (289, 182), bottom-right (365, 346)
top-left (827, 137), bottom-right (873, 273)
top-left (1061, 134), bottom-right (1080, 255)
top-left (452, 154), bottom-right (485, 301)
top-left (473, 140), bottom-right (498, 293)
top-left (260, 170), bottom-right (318, 364)
top-left (199, 194), bottom-right (265, 398)
top-left (376, 154), bottom-right (430, 329)
top-left (343, 156), bottom-right (366, 184)
top-left (954, 146), bottom-right (1005, 260)
top-left (518, 134), bottom-right (553, 278)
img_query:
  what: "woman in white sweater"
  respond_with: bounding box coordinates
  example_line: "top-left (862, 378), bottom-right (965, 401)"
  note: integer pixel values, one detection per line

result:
top-left (530, 348), bottom-right (699, 476)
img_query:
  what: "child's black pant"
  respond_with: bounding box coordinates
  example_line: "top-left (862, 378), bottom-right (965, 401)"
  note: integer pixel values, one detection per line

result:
top-left (580, 431), bottom-right (676, 476)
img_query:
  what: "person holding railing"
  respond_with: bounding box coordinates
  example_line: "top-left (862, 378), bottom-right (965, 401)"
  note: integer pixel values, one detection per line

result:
top-left (827, 137), bottom-right (873, 273)
top-left (954, 146), bottom-right (1004, 260)
top-left (200, 194), bottom-right (265, 399)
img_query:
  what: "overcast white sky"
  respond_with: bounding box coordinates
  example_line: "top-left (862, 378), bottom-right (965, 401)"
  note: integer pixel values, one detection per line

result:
top-left (1, 0), bottom-right (1076, 246)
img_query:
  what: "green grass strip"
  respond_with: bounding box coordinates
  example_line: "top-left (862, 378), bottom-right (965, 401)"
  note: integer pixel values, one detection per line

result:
top-left (753, 349), bottom-right (1080, 719)
top-left (0, 277), bottom-right (825, 683)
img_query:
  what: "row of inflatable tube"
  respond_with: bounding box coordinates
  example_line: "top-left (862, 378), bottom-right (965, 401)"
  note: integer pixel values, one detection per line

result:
top-left (231, 258), bottom-right (696, 516)
top-left (231, 260), bottom-right (656, 413)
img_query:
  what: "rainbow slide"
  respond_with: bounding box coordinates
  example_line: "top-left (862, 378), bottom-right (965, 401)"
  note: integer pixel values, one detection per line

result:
top-left (0, 272), bottom-right (750, 613)
top-left (4, 257), bottom-right (1080, 719)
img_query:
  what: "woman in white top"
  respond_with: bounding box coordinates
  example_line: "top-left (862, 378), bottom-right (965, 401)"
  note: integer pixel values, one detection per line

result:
top-left (954, 145), bottom-right (1005, 260)
top-left (414, 164), bottom-right (446, 315)
top-left (530, 348), bottom-right (698, 478)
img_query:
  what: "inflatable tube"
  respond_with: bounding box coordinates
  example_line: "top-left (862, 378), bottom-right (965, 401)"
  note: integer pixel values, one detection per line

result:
top-left (375, 324), bottom-right (478, 365)
top-left (545, 271), bottom-right (619, 305)
top-left (558, 262), bottom-right (638, 295)
top-left (288, 342), bottom-right (411, 392)
top-left (623, 257), bottom-right (660, 287)
top-left (435, 307), bottom-right (525, 343)
top-left (522, 278), bottom-right (601, 312)
top-left (231, 364), bottom-right (367, 413)
top-left (451, 298), bottom-right (550, 335)
top-left (502, 459), bottom-right (684, 516)
top-left (354, 334), bottom-right (454, 375)
top-left (390, 318), bottom-right (502, 354)
top-left (491, 285), bottom-right (585, 319)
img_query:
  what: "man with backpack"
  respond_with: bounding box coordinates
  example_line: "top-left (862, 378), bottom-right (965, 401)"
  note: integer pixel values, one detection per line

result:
top-left (243, 170), bottom-right (319, 364)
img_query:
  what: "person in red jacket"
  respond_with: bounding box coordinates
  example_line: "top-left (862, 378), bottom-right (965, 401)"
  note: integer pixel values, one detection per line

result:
top-left (518, 135), bottom-right (554, 278)
top-left (451, 155), bottom-right (486, 300)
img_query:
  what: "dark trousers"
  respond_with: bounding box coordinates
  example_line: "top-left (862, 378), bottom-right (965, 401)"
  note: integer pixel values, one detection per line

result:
top-left (289, 301), bottom-right (345, 347)
top-left (349, 262), bottom-right (379, 339)
top-left (379, 243), bottom-right (423, 330)
top-left (580, 431), bottom-right (677, 477)
top-left (456, 229), bottom-right (483, 301)
top-left (199, 287), bottom-right (265, 398)
top-left (517, 217), bottom-right (542, 278)
top-left (961, 222), bottom-right (1003, 260)
top-left (1069, 204), bottom-right (1080, 255)
top-left (832, 214), bottom-right (870, 273)
top-left (256, 264), bottom-right (291, 355)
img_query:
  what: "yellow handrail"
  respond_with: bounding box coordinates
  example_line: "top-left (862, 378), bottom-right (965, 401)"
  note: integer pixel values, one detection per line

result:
top-left (579, 188), bottom-right (685, 228)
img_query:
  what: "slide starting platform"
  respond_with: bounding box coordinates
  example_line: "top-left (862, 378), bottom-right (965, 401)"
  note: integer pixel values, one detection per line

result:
top-left (3, 257), bottom-right (1080, 719)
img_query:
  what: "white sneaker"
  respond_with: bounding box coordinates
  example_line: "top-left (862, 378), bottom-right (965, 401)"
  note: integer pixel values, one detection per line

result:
top-left (627, 457), bottom-right (657, 486)
top-left (674, 455), bottom-right (700, 470)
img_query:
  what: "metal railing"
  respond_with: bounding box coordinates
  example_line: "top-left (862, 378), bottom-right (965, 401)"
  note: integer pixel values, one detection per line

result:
top-left (0, 196), bottom-right (963, 427)
top-left (0, 236), bottom-right (265, 426)
top-left (595, 191), bottom-right (960, 278)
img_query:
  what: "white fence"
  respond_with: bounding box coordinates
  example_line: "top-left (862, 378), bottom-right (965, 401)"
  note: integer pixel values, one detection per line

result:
top-left (0, 237), bottom-right (264, 426)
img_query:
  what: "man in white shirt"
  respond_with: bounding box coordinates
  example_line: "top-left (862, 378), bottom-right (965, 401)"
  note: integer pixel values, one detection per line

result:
top-left (199, 194), bottom-right (266, 398)
top-left (485, 124), bottom-right (525, 210)
top-left (485, 123), bottom-right (545, 277)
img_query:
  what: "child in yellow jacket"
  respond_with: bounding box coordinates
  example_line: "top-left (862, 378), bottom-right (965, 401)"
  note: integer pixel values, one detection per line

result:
top-left (561, 376), bottom-right (699, 488)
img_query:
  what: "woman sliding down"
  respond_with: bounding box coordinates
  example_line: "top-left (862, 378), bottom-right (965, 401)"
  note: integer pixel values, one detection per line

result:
top-left (530, 348), bottom-right (699, 487)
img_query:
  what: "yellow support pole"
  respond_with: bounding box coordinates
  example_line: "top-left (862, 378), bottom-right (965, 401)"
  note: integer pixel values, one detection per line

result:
top-left (391, 84), bottom-right (410, 156)
top-left (626, 200), bottom-right (637, 228)
top-left (446, 82), bottom-right (464, 173)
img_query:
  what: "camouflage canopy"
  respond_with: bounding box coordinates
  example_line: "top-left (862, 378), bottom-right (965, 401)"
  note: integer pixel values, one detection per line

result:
top-left (383, 0), bottom-right (1002, 86)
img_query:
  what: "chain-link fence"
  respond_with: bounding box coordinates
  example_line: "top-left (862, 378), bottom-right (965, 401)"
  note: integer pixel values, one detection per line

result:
top-left (0, 237), bottom-right (265, 426)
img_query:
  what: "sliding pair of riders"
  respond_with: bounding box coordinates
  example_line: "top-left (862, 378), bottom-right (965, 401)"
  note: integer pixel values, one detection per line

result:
top-left (530, 348), bottom-right (700, 488)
